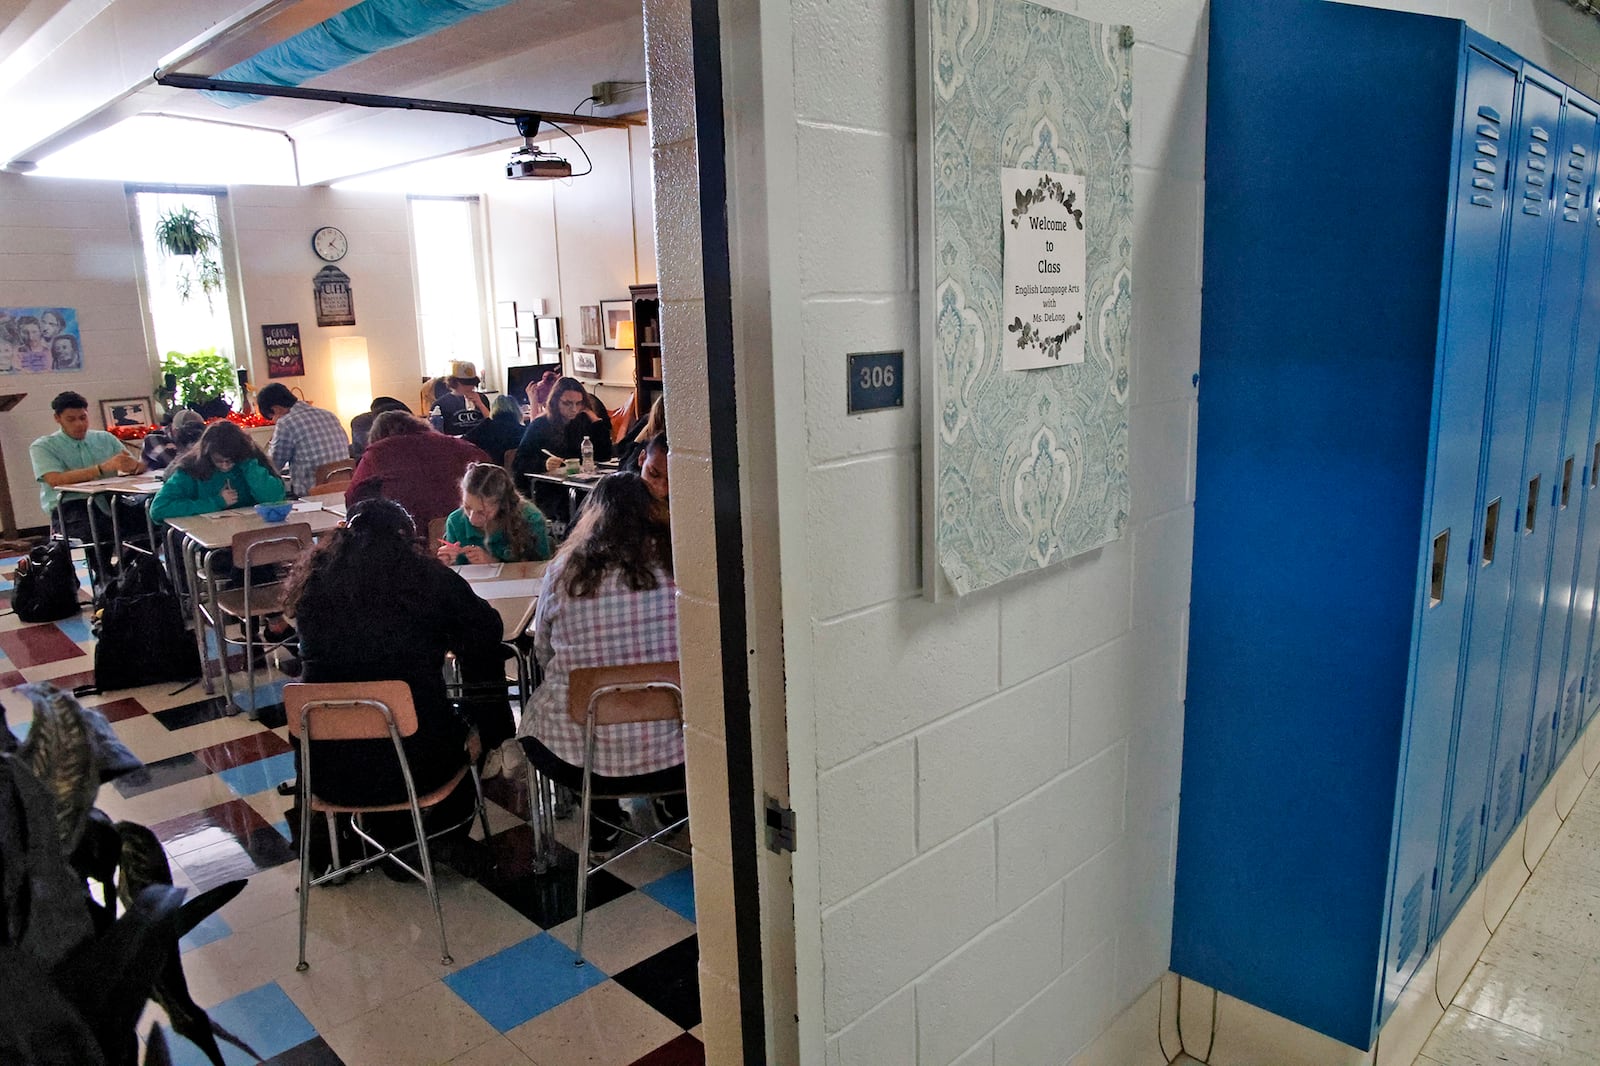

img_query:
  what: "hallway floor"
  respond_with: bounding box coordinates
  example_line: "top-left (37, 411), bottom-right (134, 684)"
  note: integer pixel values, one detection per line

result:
top-left (1414, 761), bottom-right (1600, 1066)
top-left (2, 557), bottom-right (704, 1066)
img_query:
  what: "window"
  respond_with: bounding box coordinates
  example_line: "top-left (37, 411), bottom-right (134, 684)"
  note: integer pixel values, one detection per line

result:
top-left (131, 189), bottom-right (240, 400)
top-left (410, 196), bottom-right (489, 379)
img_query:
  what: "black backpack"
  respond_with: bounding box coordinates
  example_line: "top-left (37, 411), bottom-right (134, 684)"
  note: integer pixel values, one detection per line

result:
top-left (92, 550), bottom-right (201, 691)
top-left (12, 537), bottom-right (81, 623)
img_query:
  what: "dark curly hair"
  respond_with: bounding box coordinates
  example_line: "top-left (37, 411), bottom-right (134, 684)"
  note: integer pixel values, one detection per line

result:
top-left (557, 472), bottom-right (673, 597)
top-left (281, 498), bottom-right (430, 617)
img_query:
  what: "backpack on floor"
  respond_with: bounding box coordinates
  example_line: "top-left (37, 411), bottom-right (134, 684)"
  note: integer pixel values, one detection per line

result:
top-left (93, 550), bottom-right (201, 691)
top-left (12, 536), bottom-right (81, 623)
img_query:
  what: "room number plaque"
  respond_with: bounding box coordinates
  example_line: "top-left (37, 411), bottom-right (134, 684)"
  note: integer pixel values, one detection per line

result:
top-left (847, 351), bottom-right (904, 413)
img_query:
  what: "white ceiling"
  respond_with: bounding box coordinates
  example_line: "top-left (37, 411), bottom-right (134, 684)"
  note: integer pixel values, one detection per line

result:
top-left (0, 0), bottom-right (646, 184)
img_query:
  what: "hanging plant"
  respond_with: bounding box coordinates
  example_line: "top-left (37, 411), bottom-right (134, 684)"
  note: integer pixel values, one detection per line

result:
top-left (152, 207), bottom-right (224, 303)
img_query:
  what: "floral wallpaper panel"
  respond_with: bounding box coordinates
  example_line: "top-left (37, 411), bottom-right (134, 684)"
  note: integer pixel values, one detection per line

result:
top-left (923, 0), bottom-right (1132, 598)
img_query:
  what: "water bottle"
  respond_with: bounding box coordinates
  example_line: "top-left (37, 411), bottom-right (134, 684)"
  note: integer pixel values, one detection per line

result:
top-left (580, 434), bottom-right (595, 474)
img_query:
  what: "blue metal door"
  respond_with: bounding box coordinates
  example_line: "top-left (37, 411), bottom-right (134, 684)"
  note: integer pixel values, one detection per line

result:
top-left (1429, 47), bottom-right (1519, 937)
top-left (1567, 108), bottom-right (1600, 733)
top-left (1484, 73), bottom-right (1566, 858)
top-left (1537, 95), bottom-right (1600, 773)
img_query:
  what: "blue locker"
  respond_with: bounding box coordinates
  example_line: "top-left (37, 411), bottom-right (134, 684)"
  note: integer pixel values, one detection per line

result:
top-left (1178, 1), bottom-right (1600, 1050)
top-left (1431, 49), bottom-right (1520, 935)
top-left (1573, 116), bottom-right (1600, 731)
top-left (1481, 72), bottom-right (1565, 856)
top-left (1536, 95), bottom-right (1600, 773)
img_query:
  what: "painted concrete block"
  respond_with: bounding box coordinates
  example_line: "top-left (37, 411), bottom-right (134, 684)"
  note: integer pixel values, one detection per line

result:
top-left (915, 885), bottom-right (1066, 1066)
top-left (1130, 44), bottom-right (1207, 181)
top-left (827, 987), bottom-right (915, 1066)
top-left (797, 122), bottom-right (910, 297)
top-left (651, 141), bottom-right (703, 302)
top-left (1129, 398), bottom-right (1193, 522)
top-left (806, 452), bottom-right (922, 619)
top-left (993, 938), bottom-right (1118, 1066)
top-left (1130, 505), bottom-right (1193, 628)
top-left (819, 739), bottom-right (918, 907)
top-left (792, 0), bottom-right (915, 133)
top-left (999, 538), bottom-right (1131, 687)
top-left (801, 294), bottom-right (919, 465)
top-left (996, 744), bottom-right (1127, 911)
top-left (822, 823), bottom-right (997, 1030)
top-left (644, 0), bottom-right (696, 148)
top-left (812, 595), bottom-right (1000, 770)
top-left (917, 664), bottom-right (1071, 848)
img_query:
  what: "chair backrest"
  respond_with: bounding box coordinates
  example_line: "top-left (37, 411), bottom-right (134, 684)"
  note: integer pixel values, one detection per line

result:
top-left (284, 680), bottom-right (419, 742)
top-left (567, 661), bottom-right (683, 727)
top-left (230, 521), bottom-right (314, 569)
top-left (426, 516), bottom-right (447, 549)
top-left (503, 448), bottom-right (517, 470)
top-left (302, 482), bottom-right (348, 500)
top-left (314, 458), bottom-right (357, 486)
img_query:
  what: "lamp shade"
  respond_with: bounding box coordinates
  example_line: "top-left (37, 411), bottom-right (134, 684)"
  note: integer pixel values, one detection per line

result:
top-left (615, 319), bottom-right (635, 350)
top-left (329, 336), bottom-right (372, 426)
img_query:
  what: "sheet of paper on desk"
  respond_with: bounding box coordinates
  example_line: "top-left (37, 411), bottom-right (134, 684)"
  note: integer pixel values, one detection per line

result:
top-left (292, 501), bottom-right (323, 512)
top-left (204, 507), bottom-right (258, 519)
top-left (472, 577), bottom-right (542, 598)
top-left (455, 564), bottom-right (503, 580)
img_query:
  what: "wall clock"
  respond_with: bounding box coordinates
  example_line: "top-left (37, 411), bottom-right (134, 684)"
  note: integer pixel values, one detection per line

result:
top-left (311, 226), bottom-right (348, 262)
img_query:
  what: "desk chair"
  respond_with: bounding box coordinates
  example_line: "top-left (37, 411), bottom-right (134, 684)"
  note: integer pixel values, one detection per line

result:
top-left (563, 661), bottom-right (689, 965)
top-left (313, 458), bottom-right (357, 487)
top-left (208, 523), bottom-right (313, 716)
top-left (503, 448), bottom-right (517, 471)
top-left (284, 681), bottom-right (491, 969)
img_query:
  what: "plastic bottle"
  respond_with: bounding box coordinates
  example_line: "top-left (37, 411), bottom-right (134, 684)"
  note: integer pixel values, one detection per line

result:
top-left (580, 434), bottom-right (595, 474)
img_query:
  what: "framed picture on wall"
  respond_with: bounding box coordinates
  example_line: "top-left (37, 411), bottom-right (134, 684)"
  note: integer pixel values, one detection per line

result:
top-left (536, 315), bottom-right (562, 352)
top-left (101, 397), bottom-right (151, 429)
top-left (571, 348), bottom-right (598, 375)
top-left (600, 299), bottom-right (633, 350)
top-left (579, 305), bottom-right (603, 347)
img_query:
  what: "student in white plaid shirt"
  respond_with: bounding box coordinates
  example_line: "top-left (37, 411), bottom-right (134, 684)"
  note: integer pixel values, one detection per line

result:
top-left (258, 382), bottom-right (350, 496)
top-left (518, 472), bottom-right (685, 854)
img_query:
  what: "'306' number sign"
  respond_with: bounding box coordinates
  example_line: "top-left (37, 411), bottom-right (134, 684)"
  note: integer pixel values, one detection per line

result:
top-left (847, 351), bottom-right (904, 414)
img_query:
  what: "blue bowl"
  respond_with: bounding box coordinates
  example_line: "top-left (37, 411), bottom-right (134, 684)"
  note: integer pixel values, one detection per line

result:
top-left (254, 502), bottom-right (293, 523)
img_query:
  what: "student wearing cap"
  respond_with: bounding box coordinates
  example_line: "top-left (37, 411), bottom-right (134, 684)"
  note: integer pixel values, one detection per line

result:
top-left (259, 382), bottom-right (350, 497)
top-left (430, 361), bottom-right (490, 436)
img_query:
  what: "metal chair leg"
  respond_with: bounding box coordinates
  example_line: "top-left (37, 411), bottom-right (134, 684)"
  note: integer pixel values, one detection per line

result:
top-left (295, 774), bottom-right (315, 972)
top-left (574, 762), bottom-right (594, 966)
top-left (408, 793), bottom-right (453, 966)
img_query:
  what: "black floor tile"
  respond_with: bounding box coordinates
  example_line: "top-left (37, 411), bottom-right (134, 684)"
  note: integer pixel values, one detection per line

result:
top-left (447, 824), bottom-right (632, 927)
top-left (112, 752), bottom-right (210, 797)
top-left (612, 936), bottom-right (701, 1030)
top-left (152, 696), bottom-right (234, 730)
top-left (262, 1036), bottom-right (346, 1065)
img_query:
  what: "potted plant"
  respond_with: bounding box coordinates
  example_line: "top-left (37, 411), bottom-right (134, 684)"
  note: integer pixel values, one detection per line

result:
top-left (152, 207), bottom-right (224, 304)
top-left (159, 349), bottom-right (237, 419)
top-left (0, 683), bottom-right (254, 1065)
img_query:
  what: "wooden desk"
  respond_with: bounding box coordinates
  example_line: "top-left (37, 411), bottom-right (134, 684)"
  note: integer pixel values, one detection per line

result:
top-left (457, 560), bottom-right (548, 642)
top-left (57, 474), bottom-right (166, 591)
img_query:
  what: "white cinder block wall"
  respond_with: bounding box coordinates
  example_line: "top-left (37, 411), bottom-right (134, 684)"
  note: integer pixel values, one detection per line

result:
top-left (714, 0), bottom-right (1600, 1064)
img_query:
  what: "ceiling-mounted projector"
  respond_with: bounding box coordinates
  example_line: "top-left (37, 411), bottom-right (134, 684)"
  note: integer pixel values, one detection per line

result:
top-left (507, 115), bottom-right (572, 179)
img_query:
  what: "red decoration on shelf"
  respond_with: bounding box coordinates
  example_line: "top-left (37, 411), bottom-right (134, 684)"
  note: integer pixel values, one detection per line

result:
top-left (108, 410), bottom-right (274, 441)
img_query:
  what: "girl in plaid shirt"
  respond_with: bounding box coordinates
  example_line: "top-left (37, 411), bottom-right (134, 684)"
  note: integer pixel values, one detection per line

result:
top-left (519, 472), bottom-right (684, 852)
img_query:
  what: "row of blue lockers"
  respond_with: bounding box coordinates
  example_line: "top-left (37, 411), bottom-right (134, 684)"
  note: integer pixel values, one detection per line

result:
top-left (1175, 0), bottom-right (1600, 1051)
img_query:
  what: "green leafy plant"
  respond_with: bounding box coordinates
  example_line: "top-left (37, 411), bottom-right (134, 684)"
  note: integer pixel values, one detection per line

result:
top-left (152, 207), bottom-right (224, 303)
top-left (0, 683), bottom-right (256, 1065)
top-left (159, 349), bottom-right (236, 416)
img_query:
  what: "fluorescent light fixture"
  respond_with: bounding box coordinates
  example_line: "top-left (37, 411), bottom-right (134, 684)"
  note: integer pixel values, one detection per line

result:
top-left (29, 114), bottom-right (298, 185)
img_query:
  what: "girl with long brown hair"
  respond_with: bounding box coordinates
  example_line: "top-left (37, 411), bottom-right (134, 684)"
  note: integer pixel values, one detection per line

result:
top-left (436, 462), bottom-right (551, 565)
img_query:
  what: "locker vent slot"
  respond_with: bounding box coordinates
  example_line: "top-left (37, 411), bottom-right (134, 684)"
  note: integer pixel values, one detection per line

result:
top-left (1576, 143), bottom-right (1589, 156)
top-left (1531, 127), bottom-right (1550, 143)
top-left (1396, 877), bottom-right (1424, 968)
top-left (1483, 498), bottom-right (1501, 565)
top-left (1566, 210), bottom-right (1582, 223)
top-left (1479, 105), bottom-right (1502, 122)
top-left (1564, 682), bottom-right (1579, 739)
top-left (1562, 456), bottom-right (1575, 508)
top-left (1525, 205), bottom-right (1544, 216)
top-left (1494, 760), bottom-right (1518, 830)
top-left (1430, 531), bottom-right (1449, 607)
top-left (1475, 160), bottom-right (1498, 174)
top-left (1473, 177), bottom-right (1495, 190)
top-left (1591, 640), bottom-right (1600, 681)
top-left (1527, 476), bottom-right (1541, 533)
top-left (1527, 173), bottom-right (1547, 187)
top-left (1529, 159), bottom-right (1547, 173)
top-left (1472, 195), bottom-right (1495, 207)
top-left (1591, 441), bottom-right (1599, 487)
top-left (1477, 141), bottom-right (1498, 157)
top-left (1449, 814), bottom-right (1476, 892)
top-left (1478, 121), bottom-right (1501, 138)
top-left (1531, 719), bottom-right (1549, 778)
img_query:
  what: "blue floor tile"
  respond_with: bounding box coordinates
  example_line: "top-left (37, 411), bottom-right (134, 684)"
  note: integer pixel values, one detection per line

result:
top-left (179, 911), bottom-right (232, 953)
top-left (443, 932), bottom-right (607, 1032)
top-left (216, 751), bottom-right (297, 797)
top-left (640, 866), bottom-right (695, 923)
top-left (56, 616), bottom-right (92, 642)
top-left (169, 981), bottom-right (315, 1066)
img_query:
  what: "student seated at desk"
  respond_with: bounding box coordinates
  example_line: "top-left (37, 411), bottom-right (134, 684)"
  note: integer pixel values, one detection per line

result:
top-left (436, 463), bottom-right (551, 566)
top-left (462, 395), bottom-right (525, 464)
top-left (282, 498), bottom-right (511, 812)
top-left (29, 390), bottom-right (146, 581)
top-left (149, 421), bottom-right (286, 524)
top-left (518, 472), bottom-right (685, 855)
top-left (512, 376), bottom-right (614, 525)
top-left (141, 410), bottom-right (205, 471)
top-left (347, 411), bottom-right (490, 535)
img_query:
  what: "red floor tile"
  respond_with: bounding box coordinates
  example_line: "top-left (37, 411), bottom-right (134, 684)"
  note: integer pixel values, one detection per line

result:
top-left (151, 798), bottom-right (273, 857)
top-left (626, 1034), bottom-right (704, 1066)
top-left (0, 670), bottom-right (24, 689)
top-left (94, 697), bottom-right (147, 722)
top-left (0, 625), bottom-right (86, 668)
top-left (45, 670), bottom-right (97, 691)
top-left (191, 730), bottom-right (292, 773)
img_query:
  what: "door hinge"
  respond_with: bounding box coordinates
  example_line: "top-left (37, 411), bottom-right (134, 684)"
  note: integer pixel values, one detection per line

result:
top-left (765, 795), bottom-right (796, 854)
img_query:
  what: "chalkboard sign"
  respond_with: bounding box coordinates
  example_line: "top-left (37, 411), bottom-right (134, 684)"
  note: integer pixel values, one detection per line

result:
top-left (847, 351), bottom-right (904, 414)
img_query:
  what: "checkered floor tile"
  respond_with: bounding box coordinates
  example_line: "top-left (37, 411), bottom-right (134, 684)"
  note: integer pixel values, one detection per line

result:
top-left (0, 550), bottom-right (704, 1065)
